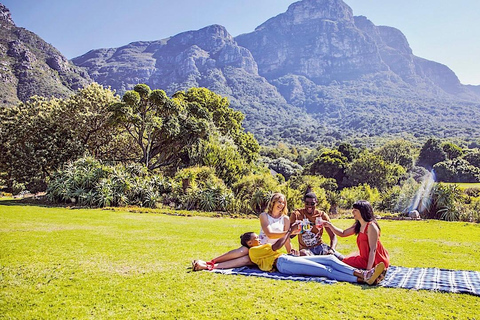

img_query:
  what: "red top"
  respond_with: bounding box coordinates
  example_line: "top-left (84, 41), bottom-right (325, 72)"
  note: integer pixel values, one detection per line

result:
top-left (342, 222), bottom-right (390, 269)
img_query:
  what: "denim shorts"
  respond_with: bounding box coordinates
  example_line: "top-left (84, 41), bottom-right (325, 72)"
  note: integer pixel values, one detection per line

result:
top-left (306, 243), bottom-right (344, 260)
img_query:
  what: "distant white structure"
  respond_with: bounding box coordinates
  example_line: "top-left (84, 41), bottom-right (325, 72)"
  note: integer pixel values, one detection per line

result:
top-left (408, 210), bottom-right (420, 219)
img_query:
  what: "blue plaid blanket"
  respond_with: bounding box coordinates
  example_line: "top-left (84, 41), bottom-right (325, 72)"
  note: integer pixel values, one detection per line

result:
top-left (211, 265), bottom-right (480, 296)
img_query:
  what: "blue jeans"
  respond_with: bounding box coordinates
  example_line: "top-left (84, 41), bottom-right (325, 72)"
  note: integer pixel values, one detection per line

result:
top-left (276, 254), bottom-right (358, 283)
top-left (308, 243), bottom-right (345, 260)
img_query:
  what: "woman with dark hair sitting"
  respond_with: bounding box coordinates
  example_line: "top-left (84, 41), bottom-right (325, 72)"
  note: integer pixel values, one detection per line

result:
top-left (322, 200), bottom-right (390, 273)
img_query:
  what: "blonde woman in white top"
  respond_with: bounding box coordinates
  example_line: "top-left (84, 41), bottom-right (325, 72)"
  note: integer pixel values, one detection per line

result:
top-left (259, 193), bottom-right (294, 253)
top-left (192, 192), bottom-right (296, 271)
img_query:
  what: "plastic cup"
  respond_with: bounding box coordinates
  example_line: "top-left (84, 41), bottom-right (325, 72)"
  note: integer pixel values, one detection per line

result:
top-left (315, 217), bottom-right (324, 228)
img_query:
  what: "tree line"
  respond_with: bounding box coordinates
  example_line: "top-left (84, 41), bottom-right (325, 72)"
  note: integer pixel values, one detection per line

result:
top-left (1, 83), bottom-right (479, 222)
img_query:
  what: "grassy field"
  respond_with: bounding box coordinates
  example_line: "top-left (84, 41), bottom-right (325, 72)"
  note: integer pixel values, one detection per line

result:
top-left (443, 182), bottom-right (480, 189)
top-left (1, 200), bottom-right (479, 319)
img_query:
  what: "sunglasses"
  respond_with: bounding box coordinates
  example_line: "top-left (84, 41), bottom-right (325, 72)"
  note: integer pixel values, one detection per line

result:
top-left (305, 201), bottom-right (316, 206)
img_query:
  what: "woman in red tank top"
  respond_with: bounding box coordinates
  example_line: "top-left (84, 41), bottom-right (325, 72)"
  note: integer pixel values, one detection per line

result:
top-left (322, 200), bottom-right (389, 271)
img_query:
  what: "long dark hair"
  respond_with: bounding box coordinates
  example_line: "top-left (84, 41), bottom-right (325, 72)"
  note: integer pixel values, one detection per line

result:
top-left (353, 200), bottom-right (380, 234)
top-left (240, 232), bottom-right (255, 248)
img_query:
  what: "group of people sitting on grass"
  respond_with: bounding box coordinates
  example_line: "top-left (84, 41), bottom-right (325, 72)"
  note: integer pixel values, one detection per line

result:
top-left (192, 188), bottom-right (390, 285)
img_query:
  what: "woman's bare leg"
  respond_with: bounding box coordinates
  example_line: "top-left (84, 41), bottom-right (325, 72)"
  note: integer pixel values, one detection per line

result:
top-left (194, 255), bottom-right (253, 271)
top-left (211, 246), bottom-right (249, 263)
top-left (214, 255), bottom-right (254, 269)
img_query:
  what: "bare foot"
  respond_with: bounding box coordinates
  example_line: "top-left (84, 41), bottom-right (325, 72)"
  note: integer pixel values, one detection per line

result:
top-left (192, 260), bottom-right (208, 271)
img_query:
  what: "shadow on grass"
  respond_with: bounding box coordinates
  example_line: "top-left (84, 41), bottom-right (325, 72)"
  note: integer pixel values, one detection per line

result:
top-left (0, 197), bottom-right (68, 208)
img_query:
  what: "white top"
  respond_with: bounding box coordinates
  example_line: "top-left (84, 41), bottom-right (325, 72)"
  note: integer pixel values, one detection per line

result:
top-left (258, 213), bottom-right (285, 245)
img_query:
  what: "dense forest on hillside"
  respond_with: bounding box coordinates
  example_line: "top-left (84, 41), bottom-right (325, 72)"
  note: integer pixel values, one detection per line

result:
top-left (1, 84), bottom-right (479, 223)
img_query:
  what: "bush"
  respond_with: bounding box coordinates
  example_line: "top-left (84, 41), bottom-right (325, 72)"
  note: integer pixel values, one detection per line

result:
top-left (170, 166), bottom-right (234, 212)
top-left (378, 178), bottom-right (422, 213)
top-left (457, 199), bottom-right (480, 223)
top-left (263, 157), bottom-right (303, 180)
top-left (433, 159), bottom-right (480, 183)
top-left (232, 172), bottom-right (281, 214)
top-left (338, 184), bottom-right (380, 210)
top-left (425, 183), bottom-right (463, 221)
top-left (464, 187), bottom-right (480, 198)
top-left (46, 156), bottom-right (168, 208)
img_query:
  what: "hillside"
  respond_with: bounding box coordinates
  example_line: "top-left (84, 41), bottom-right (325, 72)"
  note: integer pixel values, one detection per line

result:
top-left (0, 3), bottom-right (91, 106)
top-left (2, 0), bottom-right (480, 146)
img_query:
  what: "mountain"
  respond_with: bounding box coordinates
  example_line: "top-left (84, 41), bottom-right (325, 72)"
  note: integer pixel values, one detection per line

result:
top-left (234, 0), bottom-right (480, 144)
top-left (236, 1), bottom-right (473, 98)
top-left (72, 24), bottom-right (322, 144)
top-left (70, 0), bottom-right (480, 146)
top-left (3, 0), bottom-right (480, 146)
top-left (0, 3), bottom-right (91, 106)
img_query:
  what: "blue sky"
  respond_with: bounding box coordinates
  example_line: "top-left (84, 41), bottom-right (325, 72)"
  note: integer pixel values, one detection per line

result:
top-left (3, 0), bottom-right (480, 85)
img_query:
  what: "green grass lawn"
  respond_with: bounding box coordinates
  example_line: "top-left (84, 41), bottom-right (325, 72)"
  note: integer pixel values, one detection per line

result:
top-left (443, 182), bottom-right (480, 189)
top-left (1, 200), bottom-right (479, 319)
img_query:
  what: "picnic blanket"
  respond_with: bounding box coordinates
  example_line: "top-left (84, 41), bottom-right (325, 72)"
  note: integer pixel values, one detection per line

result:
top-left (211, 265), bottom-right (480, 296)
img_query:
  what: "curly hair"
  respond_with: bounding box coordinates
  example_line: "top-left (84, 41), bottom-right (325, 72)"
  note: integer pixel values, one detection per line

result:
top-left (240, 232), bottom-right (256, 248)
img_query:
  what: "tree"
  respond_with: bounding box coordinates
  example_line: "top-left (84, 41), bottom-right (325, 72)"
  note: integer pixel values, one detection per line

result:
top-left (110, 85), bottom-right (259, 171)
top-left (0, 96), bottom-right (82, 192)
top-left (463, 149), bottom-right (480, 168)
top-left (309, 149), bottom-right (348, 186)
top-left (109, 84), bottom-right (186, 170)
top-left (0, 83), bottom-right (125, 193)
top-left (195, 134), bottom-right (251, 186)
top-left (433, 159), bottom-right (480, 183)
top-left (417, 138), bottom-right (447, 169)
top-left (442, 142), bottom-right (463, 160)
top-left (61, 83), bottom-right (124, 160)
top-left (375, 139), bottom-right (415, 170)
top-left (179, 88), bottom-right (259, 164)
top-left (265, 157), bottom-right (303, 180)
top-left (345, 152), bottom-right (405, 191)
top-left (337, 142), bottom-right (359, 162)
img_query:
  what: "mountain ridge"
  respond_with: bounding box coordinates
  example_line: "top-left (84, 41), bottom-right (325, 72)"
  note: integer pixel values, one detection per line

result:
top-left (2, 0), bottom-right (479, 146)
top-left (0, 3), bottom-right (91, 105)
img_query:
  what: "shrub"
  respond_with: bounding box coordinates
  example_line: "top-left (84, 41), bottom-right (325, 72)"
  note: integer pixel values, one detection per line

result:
top-left (433, 159), bottom-right (480, 183)
top-left (170, 166), bottom-right (234, 212)
top-left (263, 157), bottom-right (303, 180)
top-left (46, 156), bottom-right (168, 208)
top-left (338, 184), bottom-right (380, 209)
top-left (232, 172), bottom-right (280, 214)
top-left (378, 178), bottom-right (422, 213)
top-left (464, 187), bottom-right (480, 198)
top-left (425, 183), bottom-right (463, 221)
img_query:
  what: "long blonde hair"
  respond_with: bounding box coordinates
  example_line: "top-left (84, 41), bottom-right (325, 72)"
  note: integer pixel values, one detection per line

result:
top-left (266, 192), bottom-right (288, 216)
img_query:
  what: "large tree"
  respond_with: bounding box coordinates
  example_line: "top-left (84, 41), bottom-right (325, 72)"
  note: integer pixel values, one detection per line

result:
top-left (0, 83), bottom-right (123, 193)
top-left (0, 97), bottom-right (79, 192)
top-left (375, 139), bottom-right (416, 170)
top-left (109, 85), bottom-right (259, 171)
top-left (417, 138), bottom-right (447, 169)
top-left (345, 152), bottom-right (405, 191)
top-left (309, 149), bottom-right (348, 186)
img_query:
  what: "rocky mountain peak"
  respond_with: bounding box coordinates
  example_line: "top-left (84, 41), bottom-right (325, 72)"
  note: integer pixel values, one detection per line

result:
top-left (256, 0), bottom-right (353, 31)
top-left (0, 3), bottom-right (91, 105)
top-left (236, 0), bottom-right (384, 82)
top-left (167, 24), bottom-right (234, 55)
top-left (0, 3), bottom-right (15, 28)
